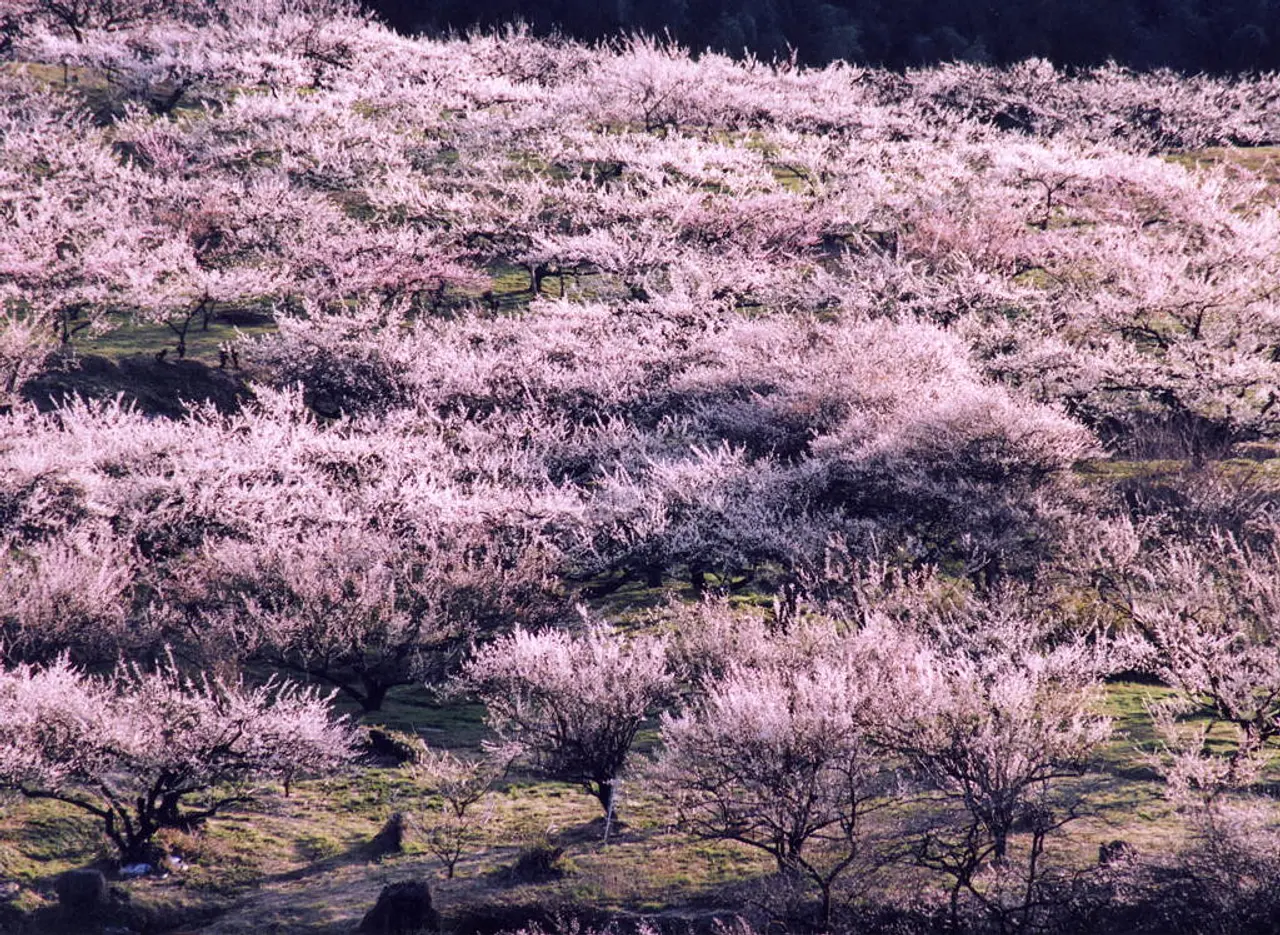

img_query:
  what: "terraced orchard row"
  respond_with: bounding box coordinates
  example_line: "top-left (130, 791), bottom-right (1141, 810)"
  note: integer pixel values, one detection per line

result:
top-left (4, 1), bottom-right (1280, 933)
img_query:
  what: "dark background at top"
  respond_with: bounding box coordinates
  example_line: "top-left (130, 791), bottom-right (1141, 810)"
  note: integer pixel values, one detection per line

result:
top-left (365, 0), bottom-right (1280, 73)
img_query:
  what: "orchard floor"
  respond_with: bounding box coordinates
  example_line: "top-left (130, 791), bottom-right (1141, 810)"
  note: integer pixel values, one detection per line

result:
top-left (0, 676), bottom-right (1257, 934)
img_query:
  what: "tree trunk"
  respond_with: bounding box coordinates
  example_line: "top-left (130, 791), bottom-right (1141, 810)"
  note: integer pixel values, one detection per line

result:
top-left (360, 680), bottom-right (390, 712)
top-left (594, 778), bottom-right (615, 818)
top-left (600, 781), bottom-right (617, 844)
top-left (817, 879), bottom-right (833, 932)
top-left (992, 810), bottom-right (1012, 864)
top-left (689, 564), bottom-right (706, 596)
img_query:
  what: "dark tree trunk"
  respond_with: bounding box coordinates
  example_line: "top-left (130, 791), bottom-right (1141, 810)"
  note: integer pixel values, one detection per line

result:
top-left (689, 564), bottom-right (707, 596)
top-left (360, 679), bottom-right (390, 712)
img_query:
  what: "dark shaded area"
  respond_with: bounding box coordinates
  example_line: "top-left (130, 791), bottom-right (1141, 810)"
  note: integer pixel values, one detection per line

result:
top-left (444, 903), bottom-right (740, 935)
top-left (358, 879), bottom-right (440, 934)
top-left (20, 354), bottom-right (252, 418)
top-left (11, 867), bottom-right (227, 935)
top-left (368, 0), bottom-right (1280, 72)
top-left (360, 727), bottom-right (423, 766)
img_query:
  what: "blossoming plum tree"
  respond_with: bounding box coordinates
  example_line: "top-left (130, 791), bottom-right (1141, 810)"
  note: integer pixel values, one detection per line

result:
top-left (0, 653), bottom-right (356, 863)
top-left (867, 592), bottom-right (1113, 931)
top-left (658, 658), bottom-right (888, 929)
top-left (1127, 535), bottom-right (1280, 790)
top-left (461, 622), bottom-right (675, 828)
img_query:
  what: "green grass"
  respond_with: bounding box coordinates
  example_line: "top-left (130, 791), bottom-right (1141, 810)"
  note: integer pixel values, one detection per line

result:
top-left (1095, 679), bottom-right (1176, 779)
top-left (1075, 455), bottom-right (1280, 485)
top-left (363, 692), bottom-right (490, 753)
top-left (0, 801), bottom-right (106, 884)
top-left (75, 310), bottom-right (277, 366)
top-left (1169, 145), bottom-right (1280, 185)
top-left (2, 61), bottom-right (116, 115)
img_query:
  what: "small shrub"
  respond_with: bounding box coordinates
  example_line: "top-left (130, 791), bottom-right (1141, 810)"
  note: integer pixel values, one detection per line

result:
top-left (362, 727), bottom-right (424, 766)
top-left (506, 841), bottom-right (568, 884)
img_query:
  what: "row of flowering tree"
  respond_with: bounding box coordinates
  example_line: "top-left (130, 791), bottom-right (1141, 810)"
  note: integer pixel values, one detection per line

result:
top-left (0, 302), bottom-right (1095, 688)
top-left (7, 539), bottom-right (1280, 927)
top-left (453, 584), bottom-right (1120, 931)
top-left (449, 540), bottom-right (1280, 929)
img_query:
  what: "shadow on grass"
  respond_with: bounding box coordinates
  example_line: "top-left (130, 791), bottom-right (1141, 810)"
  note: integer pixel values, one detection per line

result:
top-left (22, 353), bottom-right (253, 417)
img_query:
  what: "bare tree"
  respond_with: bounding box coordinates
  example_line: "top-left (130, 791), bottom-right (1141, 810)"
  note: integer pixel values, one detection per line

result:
top-left (410, 747), bottom-right (505, 878)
